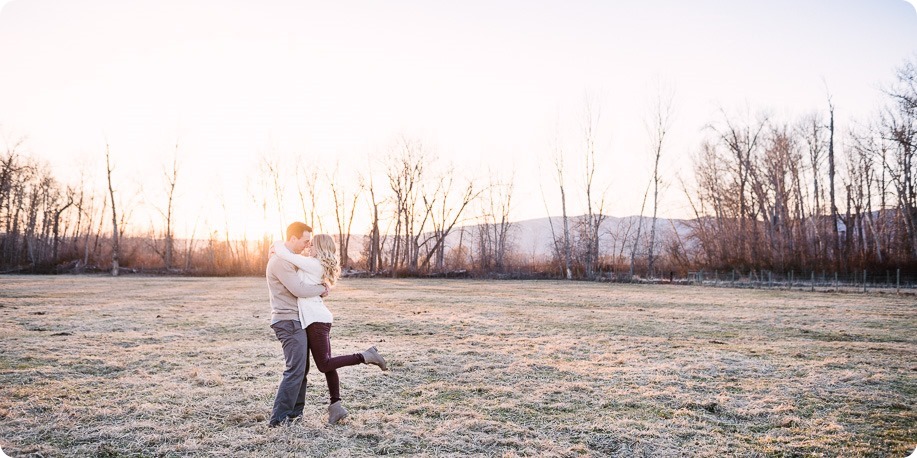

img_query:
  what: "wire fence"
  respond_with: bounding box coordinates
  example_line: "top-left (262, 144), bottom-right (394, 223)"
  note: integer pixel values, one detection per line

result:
top-left (684, 269), bottom-right (917, 294)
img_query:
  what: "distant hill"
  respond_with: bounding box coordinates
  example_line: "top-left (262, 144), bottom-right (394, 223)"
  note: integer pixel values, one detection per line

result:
top-left (501, 214), bottom-right (693, 260)
top-left (322, 215), bottom-right (691, 260)
top-left (344, 214), bottom-right (694, 264)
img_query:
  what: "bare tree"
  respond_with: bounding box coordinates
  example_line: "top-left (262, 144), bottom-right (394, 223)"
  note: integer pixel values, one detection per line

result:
top-left (798, 113), bottom-right (828, 263)
top-left (478, 170), bottom-right (515, 272)
top-left (629, 181), bottom-right (651, 277)
top-left (604, 216), bottom-right (633, 273)
top-left (826, 92), bottom-right (841, 264)
top-left (157, 143), bottom-right (180, 269)
top-left (709, 107), bottom-right (769, 265)
top-left (421, 166), bottom-right (480, 272)
top-left (184, 212), bottom-right (200, 272)
top-left (756, 123), bottom-right (805, 269)
top-left (539, 181), bottom-right (563, 275)
top-left (50, 185), bottom-right (75, 262)
top-left (69, 168), bottom-right (87, 267)
top-left (645, 86), bottom-right (675, 277)
top-left (385, 137), bottom-right (432, 275)
top-left (295, 157), bottom-right (323, 232)
top-left (361, 166), bottom-right (385, 273)
top-left (880, 59), bottom-right (917, 257)
top-left (84, 189), bottom-right (103, 268)
top-left (91, 191), bottom-right (108, 265)
top-left (259, 153), bottom-right (286, 240)
top-left (580, 96), bottom-right (608, 279)
top-left (0, 136), bottom-right (26, 267)
top-left (104, 143), bottom-right (119, 276)
top-left (329, 164), bottom-right (363, 269)
top-left (549, 130), bottom-right (573, 280)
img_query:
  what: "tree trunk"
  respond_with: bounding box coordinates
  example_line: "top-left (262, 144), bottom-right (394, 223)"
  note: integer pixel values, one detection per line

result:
top-left (105, 144), bottom-right (120, 276)
top-left (827, 99), bottom-right (839, 267)
top-left (560, 183), bottom-right (572, 280)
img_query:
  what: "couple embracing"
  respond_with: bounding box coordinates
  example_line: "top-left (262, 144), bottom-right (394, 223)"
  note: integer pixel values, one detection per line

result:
top-left (265, 222), bottom-right (387, 427)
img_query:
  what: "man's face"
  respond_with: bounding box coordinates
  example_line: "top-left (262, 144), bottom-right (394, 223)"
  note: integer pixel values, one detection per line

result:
top-left (290, 231), bottom-right (312, 254)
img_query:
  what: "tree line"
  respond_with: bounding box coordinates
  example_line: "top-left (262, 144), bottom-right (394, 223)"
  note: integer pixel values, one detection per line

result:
top-left (685, 60), bottom-right (917, 275)
top-left (2, 60), bottom-right (915, 278)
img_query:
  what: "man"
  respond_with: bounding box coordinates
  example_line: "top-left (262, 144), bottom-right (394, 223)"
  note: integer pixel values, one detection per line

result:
top-left (266, 221), bottom-right (329, 427)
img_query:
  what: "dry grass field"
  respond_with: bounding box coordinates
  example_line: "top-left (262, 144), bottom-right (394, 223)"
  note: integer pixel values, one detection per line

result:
top-left (0, 276), bottom-right (914, 457)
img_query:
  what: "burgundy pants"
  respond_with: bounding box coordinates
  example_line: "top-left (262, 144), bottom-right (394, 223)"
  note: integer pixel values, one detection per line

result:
top-left (305, 322), bottom-right (363, 404)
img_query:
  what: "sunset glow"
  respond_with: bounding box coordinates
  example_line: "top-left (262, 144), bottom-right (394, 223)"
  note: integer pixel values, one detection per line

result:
top-left (1, 1), bottom-right (915, 240)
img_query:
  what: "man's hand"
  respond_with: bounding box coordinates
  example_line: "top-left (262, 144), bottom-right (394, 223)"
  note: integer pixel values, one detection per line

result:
top-left (320, 283), bottom-right (331, 298)
top-left (269, 245), bottom-right (276, 257)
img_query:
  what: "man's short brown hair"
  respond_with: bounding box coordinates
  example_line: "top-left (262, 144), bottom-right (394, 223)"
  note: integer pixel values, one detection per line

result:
top-left (286, 222), bottom-right (313, 241)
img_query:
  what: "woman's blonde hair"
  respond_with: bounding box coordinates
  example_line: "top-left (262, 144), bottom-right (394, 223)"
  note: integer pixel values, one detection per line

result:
top-left (312, 234), bottom-right (341, 287)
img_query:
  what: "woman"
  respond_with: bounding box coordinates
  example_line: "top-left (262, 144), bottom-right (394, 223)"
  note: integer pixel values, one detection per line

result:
top-left (272, 234), bottom-right (387, 425)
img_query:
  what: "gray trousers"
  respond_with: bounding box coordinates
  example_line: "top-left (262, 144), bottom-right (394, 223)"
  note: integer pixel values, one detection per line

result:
top-left (270, 320), bottom-right (310, 425)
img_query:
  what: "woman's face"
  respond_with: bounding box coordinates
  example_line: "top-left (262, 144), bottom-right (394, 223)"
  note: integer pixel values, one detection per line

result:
top-left (307, 244), bottom-right (317, 257)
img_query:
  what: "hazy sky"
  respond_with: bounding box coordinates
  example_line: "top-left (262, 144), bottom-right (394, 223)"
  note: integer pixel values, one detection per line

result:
top-left (1, 0), bottom-right (916, 238)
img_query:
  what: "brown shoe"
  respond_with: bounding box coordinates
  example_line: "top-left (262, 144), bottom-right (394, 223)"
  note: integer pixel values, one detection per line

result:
top-left (328, 401), bottom-right (348, 425)
top-left (361, 346), bottom-right (388, 371)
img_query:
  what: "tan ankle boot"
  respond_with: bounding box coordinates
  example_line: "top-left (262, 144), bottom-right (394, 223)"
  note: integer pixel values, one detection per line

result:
top-left (328, 401), bottom-right (348, 425)
top-left (361, 346), bottom-right (388, 371)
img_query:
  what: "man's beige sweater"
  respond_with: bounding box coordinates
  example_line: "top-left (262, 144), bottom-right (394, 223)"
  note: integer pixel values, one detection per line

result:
top-left (266, 255), bottom-right (327, 324)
